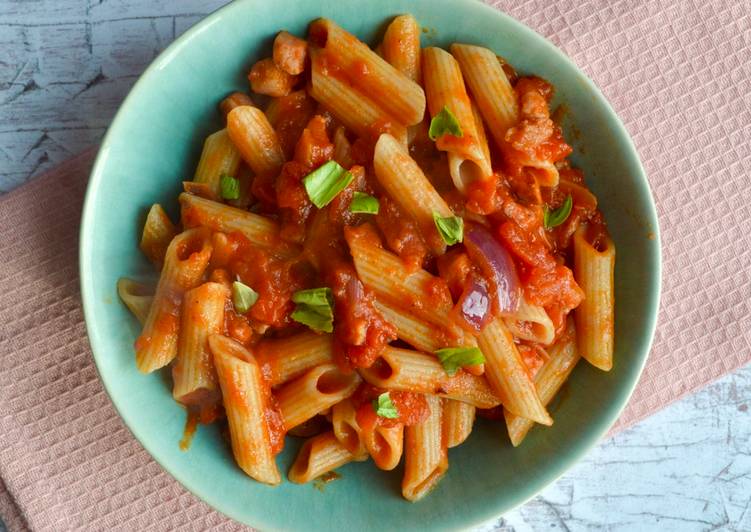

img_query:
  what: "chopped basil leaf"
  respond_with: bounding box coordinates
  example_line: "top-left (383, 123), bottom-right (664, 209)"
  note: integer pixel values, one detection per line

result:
top-left (349, 192), bottom-right (380, 214)
top-left (291, 306), bottom-right (333, 333)
top-left (291, 287), bottom-right (334, 333)
top-left (292, 287), bottom-right (333, 307)
top-left (372, 392), bottom-right (399, 419)
top-left (232, 281), bottom-right (258, 313)
top-left (433, 212), bottom-right (464, 245)
top-left (220, 174), bottom-right (240, 200)
top-left (434, 347), bottom-right (486, 376)
top-left (428, 105), bottom-right (463, 141)
top-left (302, 160), bottom-right (354, 208)
top-left (543, 195), bottom-right (573, 229)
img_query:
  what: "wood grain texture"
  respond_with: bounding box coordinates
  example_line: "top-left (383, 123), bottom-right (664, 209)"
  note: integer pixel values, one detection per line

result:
top-left (0, 1), bottom-right (749, 531)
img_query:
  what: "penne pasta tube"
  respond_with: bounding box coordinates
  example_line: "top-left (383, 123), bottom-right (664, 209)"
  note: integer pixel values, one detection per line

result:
top-left (135, 228), bottom-right (212, 373)
top-left (443, 399), bottom-right (475, 448)
top-left (505, 318), bottom-right (580, 446)
top-left (255, 331), bottom-right (334, 387)
top-left (172, 282), bottom-right (228, 410)
top-left (193, 129), bottom-right (242, 198)
top-left (503, 298), bottom-right (556, 346)
top-left (179, 192), bottom-right (289, 253)
top-left (210, 335), bottom-right (281, 485)
top-left (288, 431), bottom-right (366, 484)
top-left (373, 299), bottom-right (444, 353)
top-left (226, 105), bottom-right (285, 177)
top-left (309, 18), bottom-right (426, 126)
top-left (402, 394), bottom-right (447, 501)
top-left (276, 363), bottom-right (361, 430)
top-left (477, 318), bottom-right (552, 425)
top-left (450, 43), bottom-right (519, 151)
top-left (381, 15), bottom-right (421, 83)
top-left (422, 47), bottom-right (492, 192)
top-left (309, 50), bottom-right (407, 145)
top-left (331, 398), bottom-right (368, 457)
top-left (358, 346), bottom-right (500, 409)
top-left (573, 226), bottom-right (615, 371)
top-left (362, 422), bottom-right (404, 471)
top-left (219, 91), bottom-right (255, 117)
top-left (140, 204), bottom-right (177, 270)
top-left (373, 133), bottom-right (454, 253)
top-left (117, 278), bottom-right (153, 325)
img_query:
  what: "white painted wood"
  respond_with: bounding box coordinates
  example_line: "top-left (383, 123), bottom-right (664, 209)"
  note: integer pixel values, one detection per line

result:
top-left (1, 1), bottom-right (749, 530)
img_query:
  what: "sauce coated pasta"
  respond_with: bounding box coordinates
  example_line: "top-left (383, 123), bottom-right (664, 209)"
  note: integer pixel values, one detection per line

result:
top-left (118, 15), bottom-right (615, 501)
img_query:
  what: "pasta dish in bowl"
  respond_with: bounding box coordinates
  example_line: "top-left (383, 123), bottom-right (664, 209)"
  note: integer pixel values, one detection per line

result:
top-left (81, 1), bottom-right (659, 529)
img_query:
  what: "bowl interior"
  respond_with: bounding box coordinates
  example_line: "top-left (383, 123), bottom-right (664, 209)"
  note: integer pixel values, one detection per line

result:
top-left (80, 0), bottom-right (660, 529)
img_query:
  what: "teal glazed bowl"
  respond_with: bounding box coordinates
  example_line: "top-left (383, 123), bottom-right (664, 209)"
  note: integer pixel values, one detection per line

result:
top-left (80, 0), bottom-right (661, 529)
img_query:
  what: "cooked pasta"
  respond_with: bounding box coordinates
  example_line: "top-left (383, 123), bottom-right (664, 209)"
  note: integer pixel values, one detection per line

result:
top-left (118, 15), bottom-right (615, 501)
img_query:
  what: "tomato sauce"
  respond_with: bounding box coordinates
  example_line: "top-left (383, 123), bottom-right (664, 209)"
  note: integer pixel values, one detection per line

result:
top-left (351, 383), bottom-right (429, 430)
top-left (500, 77), bottom-right (572, 183)
top-left (227, 232), bottom-right (311, 328)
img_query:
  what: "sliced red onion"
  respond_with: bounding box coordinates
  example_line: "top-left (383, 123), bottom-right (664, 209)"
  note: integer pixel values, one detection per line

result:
top-left (454, 276), bottom-right (491, 332)
top-left (465, 226), bottom-right (521, 316)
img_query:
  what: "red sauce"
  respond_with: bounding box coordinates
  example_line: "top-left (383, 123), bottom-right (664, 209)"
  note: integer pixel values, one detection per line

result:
top-left (437, 250), bottom-right (473, 299)
top-left (375, 196), bottom-right (430, 271)
top-left (524, 265), bottom-right (584, 334)
top-left (500, 77), bottom-right (572, 182)
top-left (267, 90), bottom-right (316, 159)
top-left (351, 383), bottom-right (429, 429)
top-left (227, 233), bottom-right (310, 328)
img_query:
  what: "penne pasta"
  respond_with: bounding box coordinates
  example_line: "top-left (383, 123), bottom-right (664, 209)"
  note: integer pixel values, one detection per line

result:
top-left (219, 91), bottom-right (255, 117)
top-left (422, 47), bottom-right (492, 192)
top-left (477, 318), bottom-right (552, 425)
top-left (289, 431), bottom-right (366, 484)
top-left (358, 346), bottom-right (500, 409)
top-left (140, 204), bottom-right (177, 270)
top-left (381, 15), bottom-right (421, 83)
top-left (276, 363), bottom-right (361, 430)
top-left (255, 331), bottom-right (334, 387)
top-left (135, 228), bottom-right (212, 373)
top-left (226, 105), bottom-right (285, 177)
top-left (373, 298), bottom-right (445, 353)
top-left (573, 226), bottom-right (615, 371)
top-left (172, 282), bottom-right (228, 410)
top-left (443, 399), bottom-right (475, 448)
top-left (309, 50), bottom-right (407, 145)
top-left (362, 422), bottom-right (404, 471)
top-left (402, 394), bottom-right (447, 501)
top-left (346, 224), bottom-right (475, 348)
top-left (117, 278), bottom-right (153, 325)
top-left (331, 398), bottom-right (368, 457)
top-left (179, 192), bottom-right (289, 253)
top-left (373, 133), bottom-right (454, 253)
top-left (210, 334), bottom-right (281, 485)
top-left (193, 129), bottom-right (242, 198)
top-left (450, 43), bottom-right (519, 151)
top-left (505, 318), bottom-right (580, 446)
top-left (309, 18), bottom-right (426, 126)
top-left (503, 298), bottom-right (556, 346)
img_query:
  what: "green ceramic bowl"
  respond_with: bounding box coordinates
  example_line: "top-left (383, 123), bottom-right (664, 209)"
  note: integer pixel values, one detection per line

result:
top-left (80, 0), bottom-right (661, 529)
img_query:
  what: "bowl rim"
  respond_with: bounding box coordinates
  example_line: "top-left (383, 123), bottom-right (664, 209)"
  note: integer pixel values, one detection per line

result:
top-left (79, 0), bottom-right (662, 528)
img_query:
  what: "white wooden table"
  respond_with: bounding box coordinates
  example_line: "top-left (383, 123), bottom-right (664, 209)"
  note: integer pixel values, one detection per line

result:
top-left (1, 1), bottom-right (749, 530)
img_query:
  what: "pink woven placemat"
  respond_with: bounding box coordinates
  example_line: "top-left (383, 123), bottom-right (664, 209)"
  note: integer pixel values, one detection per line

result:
top-left (0, 1), bottom-right (749, 529)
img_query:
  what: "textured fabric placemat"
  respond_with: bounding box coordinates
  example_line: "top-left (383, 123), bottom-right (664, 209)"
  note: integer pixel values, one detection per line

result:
top-left (0, 1), bottom-right (749, 530)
